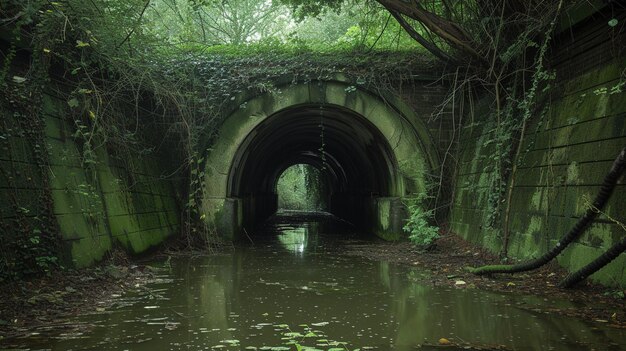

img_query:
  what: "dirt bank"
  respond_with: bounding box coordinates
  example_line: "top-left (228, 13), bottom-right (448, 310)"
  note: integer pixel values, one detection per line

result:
top-left (0, 257), bottom-right (160, 342)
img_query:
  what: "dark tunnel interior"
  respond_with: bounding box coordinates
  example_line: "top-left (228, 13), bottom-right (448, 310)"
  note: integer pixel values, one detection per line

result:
top-left (227, 104), bottom-right (402, 231)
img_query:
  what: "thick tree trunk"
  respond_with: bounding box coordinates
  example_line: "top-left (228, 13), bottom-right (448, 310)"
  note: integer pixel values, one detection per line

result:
top-left (377, 0), bottom-right (485, 64)
top-left (387, 9), bottom-right (455, 63)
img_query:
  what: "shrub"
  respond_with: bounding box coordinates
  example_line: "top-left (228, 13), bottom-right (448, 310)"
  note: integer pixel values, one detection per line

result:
top-left (403, 197), bottom-right (439, 249)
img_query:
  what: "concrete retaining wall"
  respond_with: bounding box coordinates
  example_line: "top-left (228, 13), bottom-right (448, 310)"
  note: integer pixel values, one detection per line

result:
top-left (450, 51), bottom-right (626, 285)
top-left (0, 89), bottom-right (180, 268)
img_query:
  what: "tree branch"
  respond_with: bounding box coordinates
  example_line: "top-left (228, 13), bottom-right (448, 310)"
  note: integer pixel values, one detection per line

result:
top-left (378, 0), bottom-right (487, 65)
top-left (388, 9), bottom-right (456, 64)
top-left (116, 0), bottom-right (151, 49)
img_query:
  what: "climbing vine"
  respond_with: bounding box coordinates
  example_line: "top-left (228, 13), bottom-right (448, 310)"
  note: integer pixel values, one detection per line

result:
top-left (0, 1), bottom-right (61, 280)
top-left (476, 0), bottom-right (563, 257)
top-left (0, 0), bottom-right (604, 274)
top-left (1, 0), bottom-right (442, 266)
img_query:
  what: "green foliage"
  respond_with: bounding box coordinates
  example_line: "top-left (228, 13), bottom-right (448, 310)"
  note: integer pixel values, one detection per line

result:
top-left (1, 0), bottom-right (438, 263)
top-left (277, 164), bottom-right (327, 211)
top-left (283, 1), bottom-right (422, 52)
top-left (146, 0), bottom-right (289, 45)
top-left (0, 0), bottom-right (579, 268)
top-left (271, 322), bottom-right (358, 350)
top-left (477, 9), bottom-right (558, 232)
top-left (403, 194), bottom-right (439, 249)
top-left (278, 0), bottom-right (344, 21)
top-left (604, 290), bottom-right (625, 300)
top-left (0, 2), bottom-right (63, 280)
top-left (141, 0), bottom-right (423, 53)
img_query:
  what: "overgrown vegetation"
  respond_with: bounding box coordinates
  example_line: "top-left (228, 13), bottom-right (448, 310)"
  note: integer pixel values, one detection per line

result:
top-left (279, 0), bottom-right (588, 253)
top-left (0, 0), bottom-right (437, 279)
top-left (0, 0), bottom-right (613, 279)
top-left (277, 164), bottom-right (327, 212)
top-left (403, 193), bottom-right (440, 249)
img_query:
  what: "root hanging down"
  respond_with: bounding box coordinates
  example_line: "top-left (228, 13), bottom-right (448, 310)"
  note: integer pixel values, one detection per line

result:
top-left (468, 147), bottom-right (626, 277)
top-left (559, 235), bottom-right (626, 288)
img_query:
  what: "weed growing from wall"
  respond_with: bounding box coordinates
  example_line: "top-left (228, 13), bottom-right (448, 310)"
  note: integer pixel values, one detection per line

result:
top-left (403, 179), bottom-right (440, 249)
top-left (403, 203), bottom-right (440, 249)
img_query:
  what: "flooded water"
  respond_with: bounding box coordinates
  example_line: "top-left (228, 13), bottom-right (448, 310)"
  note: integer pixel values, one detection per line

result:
top-left (3, 212), bottom-right (625, 350)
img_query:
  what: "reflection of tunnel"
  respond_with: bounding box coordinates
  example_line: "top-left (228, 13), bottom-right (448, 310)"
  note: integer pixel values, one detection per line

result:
top-left (228, 104), bottom-right (401, 230)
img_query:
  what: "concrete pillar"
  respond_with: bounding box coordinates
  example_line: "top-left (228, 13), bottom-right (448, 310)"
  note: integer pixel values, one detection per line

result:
top-left (372, 197), bottom-right (408, 240)
top-left (217, 198), bottom-right (243, 241)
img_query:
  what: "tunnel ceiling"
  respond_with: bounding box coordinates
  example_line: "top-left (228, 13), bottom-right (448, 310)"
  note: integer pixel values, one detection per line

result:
top-left (228, 104), bottom-right (400, 198)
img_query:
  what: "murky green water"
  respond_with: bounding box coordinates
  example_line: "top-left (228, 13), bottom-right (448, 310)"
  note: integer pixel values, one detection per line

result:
top-left (4, 213), bottom-right (626, 350)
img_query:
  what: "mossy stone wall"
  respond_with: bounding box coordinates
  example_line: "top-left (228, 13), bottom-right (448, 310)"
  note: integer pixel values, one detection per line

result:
top-left (200, 79), bottom-right (444, 240)
top-left (1, 89), bottom-right (180, 269)
top-left (451, 56), bottom-right (626, 285)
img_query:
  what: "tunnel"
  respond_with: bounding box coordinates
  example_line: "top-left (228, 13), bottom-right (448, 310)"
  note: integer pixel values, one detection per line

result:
top-left (200, 80), bottom-right (439, 240)
top-left (227, 104), bottom-right (401, 230)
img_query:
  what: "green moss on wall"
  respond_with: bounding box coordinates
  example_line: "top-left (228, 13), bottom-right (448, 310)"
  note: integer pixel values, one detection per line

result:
top-left (450, 57), bottom-right (626, 286)
top-left (1, 92), bottom-right (184, 269)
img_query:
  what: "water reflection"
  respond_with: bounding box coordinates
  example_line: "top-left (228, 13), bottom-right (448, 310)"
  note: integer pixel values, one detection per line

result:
top-left (278, 227), bottom-right (307, 254)
top-left (277, 221), bottom-right (324, 256)
top-left (380, 261), bottom-right (621, 350)
top-left (2, 214), bottom-right (625, 350)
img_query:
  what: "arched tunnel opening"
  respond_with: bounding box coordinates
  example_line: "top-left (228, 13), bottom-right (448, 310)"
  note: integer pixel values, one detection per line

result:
top-left (227, 104), bottom-right (403, 234)
top-left (276, 164), bottom-right (329, 212)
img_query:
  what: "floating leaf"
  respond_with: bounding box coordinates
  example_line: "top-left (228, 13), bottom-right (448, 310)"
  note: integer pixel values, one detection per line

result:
top-left (284, 332), bottom-right (303, 338)
top-left (608, 18), bottom-right (618, 27)
top-left (67, 98), bottom-right (79, 108)
top-left (12, 76), bottom-right (26, 83)
top-left (76, 40), bottom-right (90, 48)
top-left (438, 338), bottom-right (451, 345)
top-left (221, 339), bottom-right (240, 345)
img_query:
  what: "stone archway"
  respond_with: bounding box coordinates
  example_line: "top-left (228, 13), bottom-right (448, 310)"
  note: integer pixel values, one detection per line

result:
top-left (201, 80), bottom-right (439, 240)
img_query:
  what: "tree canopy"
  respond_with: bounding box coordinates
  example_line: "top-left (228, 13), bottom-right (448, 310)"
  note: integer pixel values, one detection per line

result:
top-left (280, 0), bottom-right (569, 73)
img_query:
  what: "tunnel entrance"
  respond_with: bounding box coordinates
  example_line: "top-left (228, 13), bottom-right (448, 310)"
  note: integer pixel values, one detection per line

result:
top-left (276, 164), bottom-right (329, 212)
top-left (227, 104), bottom-right (401, 232)
top-left (200, 81), bottom-right (439, 241)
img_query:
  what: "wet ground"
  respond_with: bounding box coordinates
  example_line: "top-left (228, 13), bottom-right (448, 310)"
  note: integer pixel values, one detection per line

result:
top-left (1, 211), bottom-right (625, 350)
